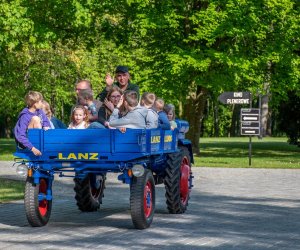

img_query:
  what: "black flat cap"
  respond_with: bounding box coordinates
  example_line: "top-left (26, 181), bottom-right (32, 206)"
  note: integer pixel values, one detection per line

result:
top-left (115, 66), bottom-right (129, 73)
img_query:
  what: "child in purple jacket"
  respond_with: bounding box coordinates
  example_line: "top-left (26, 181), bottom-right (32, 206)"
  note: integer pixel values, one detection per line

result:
top-left (14, 91), bottom-right (51, 156)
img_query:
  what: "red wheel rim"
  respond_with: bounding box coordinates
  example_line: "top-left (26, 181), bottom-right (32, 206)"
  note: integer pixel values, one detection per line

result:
top-left (90, 175), bottom-right (102, 199)
top-left (39, 179), bottom-right (48, 216)
top-left (91, 187), bottom-right (100, 198)
top-left (180, 156), bottom-right (190, 205)
top-left (143, 181), bottom-right (153, 218)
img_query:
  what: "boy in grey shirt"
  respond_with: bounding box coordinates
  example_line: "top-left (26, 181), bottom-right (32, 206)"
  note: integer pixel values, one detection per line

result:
top-left (108, 90), bottom-right (147, 130)
top-left (140, 92), bottom-right (158, 129)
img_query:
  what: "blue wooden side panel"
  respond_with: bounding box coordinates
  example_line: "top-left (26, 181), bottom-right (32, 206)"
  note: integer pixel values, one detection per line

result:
top-left (163, 130), bottom-right (176, 151)
top-left (114, 129), bottom-right (147, 153)
top-left (14, 129), bottom-right (42, 160)
top-left (14, 126), bottom-right (182, 162)
top-left (43, 129), bottom-right (111, 152)
top-left (28, 129), bottom-right (42, 150)
top-left (148, 129), bottom-right (161, 152)
top-left (147, 129), bottom-right (178, 153)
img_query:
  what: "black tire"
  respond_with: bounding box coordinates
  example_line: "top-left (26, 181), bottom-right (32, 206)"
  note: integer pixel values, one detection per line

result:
top-left (164, 146), bottom-right (192, 214)
top-left (24, 177), bottom-right (52, 227)
top-left (74, 173), bottom-right (105, 212)
top-left (130, 169), bottom-right (155, 229)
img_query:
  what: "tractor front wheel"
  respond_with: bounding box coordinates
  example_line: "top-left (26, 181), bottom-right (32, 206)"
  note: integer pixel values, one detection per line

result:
top-left (24, 177), bottom-right (52, 227)
top-left (130, 169), bottom-right (155, 229)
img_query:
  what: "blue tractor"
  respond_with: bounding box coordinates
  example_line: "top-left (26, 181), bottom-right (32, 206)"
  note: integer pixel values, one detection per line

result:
top-left (14, 119), bottom-right (193, 229)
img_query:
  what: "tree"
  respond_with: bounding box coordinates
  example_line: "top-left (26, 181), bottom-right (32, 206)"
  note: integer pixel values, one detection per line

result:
top-left (0, 0), bottom-right (299, 146)
top-left (277, 91), bottom-right (300, 146)
top-left (88, 0), bottom-right (298, 153)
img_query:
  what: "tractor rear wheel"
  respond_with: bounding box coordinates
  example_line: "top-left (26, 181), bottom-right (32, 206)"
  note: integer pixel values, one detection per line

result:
top-left (74, 173), bottom-right (105, 212)
top-left (130, 169), bottom-right (155, 229)
top-left (164, 146), bottom-right (192, 213)
top-left (24, 177), bottom-right (52, 227)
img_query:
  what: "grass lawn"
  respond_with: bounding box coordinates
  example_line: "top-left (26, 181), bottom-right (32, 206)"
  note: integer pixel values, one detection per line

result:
top-left (0, 139), bottom-right (16, 161)
top-left (0, 179), bottom-right (24, 203)
top-left (194, 137), bottom-right (300, 168)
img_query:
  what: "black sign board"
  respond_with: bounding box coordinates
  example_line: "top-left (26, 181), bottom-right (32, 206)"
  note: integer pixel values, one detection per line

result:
top-left (241, 121), bottom-right (260, 128)
top-left (218, 92), bottom-right (251, 105)
top-left (241, 128), bottom-right (260, 135)
top-left (241, 108), bottom-right (260, 114)
top-left (240, 108), bottom-right (260, 135)
top-left (241, 115), bottom-right (259, 122)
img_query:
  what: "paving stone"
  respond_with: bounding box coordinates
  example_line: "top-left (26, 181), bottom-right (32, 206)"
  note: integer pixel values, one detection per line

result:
top-left (0, 161), bottom-right (299, 249)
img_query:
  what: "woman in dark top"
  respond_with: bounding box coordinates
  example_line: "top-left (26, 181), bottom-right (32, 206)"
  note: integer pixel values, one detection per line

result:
top-left (89, 86), bottom-right (123, 128)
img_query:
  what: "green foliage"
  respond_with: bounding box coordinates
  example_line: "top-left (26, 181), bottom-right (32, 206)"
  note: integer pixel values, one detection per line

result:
top-left (203, 102), bottom-right (234, 137)
top-left (0, 0), bottom-right (299, 139)
top-left (0, 1), bottom-right (33, 51)
top-left (0, 46), bottom-right (78, 133)
top-left (103, 0), bottom-right (300, 106)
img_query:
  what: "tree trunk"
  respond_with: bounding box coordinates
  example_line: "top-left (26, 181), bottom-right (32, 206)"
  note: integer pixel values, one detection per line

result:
top-left (182, 84), bottom-right (208, 156)
top-left (261, 61), bottom-right (272, 136)
top-left (261, 95), bottom-right (271, 136)
top-left (229, 105), bottom-right (240, 137)
top-left (1, 116), bottom-right (13, 138)
top-left (213, 100), bottom-right (219, 137)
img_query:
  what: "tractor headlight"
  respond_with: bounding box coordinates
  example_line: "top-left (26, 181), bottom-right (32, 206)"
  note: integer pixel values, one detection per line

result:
top-left (132, 164), bottom-right (145, 177)
top-left (16, 163), bottom-right (28, 177)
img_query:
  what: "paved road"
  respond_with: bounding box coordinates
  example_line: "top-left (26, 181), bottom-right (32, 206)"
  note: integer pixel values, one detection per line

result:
top-left (0, 161), bottom-right (300, 250)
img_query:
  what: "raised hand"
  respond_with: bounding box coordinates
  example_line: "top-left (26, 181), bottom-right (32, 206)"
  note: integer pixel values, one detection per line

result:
top-left (105, 73), bottom-right (114, 87)
top-left (104, 98), bottom-right (114, 112)
top-left (116, 95), bottom-right (124, 109)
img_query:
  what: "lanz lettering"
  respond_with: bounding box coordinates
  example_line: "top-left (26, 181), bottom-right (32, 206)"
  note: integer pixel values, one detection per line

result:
top-left (58, 152), bottom-right (99, 160)
top-left (151, 136), bottom-right (161, 143)
top-left (164, 135), bottom-right (172, 142)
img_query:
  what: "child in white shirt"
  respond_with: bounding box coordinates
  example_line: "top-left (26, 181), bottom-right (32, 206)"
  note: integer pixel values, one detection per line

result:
top-left (68, 105), bottom-right (90, 129)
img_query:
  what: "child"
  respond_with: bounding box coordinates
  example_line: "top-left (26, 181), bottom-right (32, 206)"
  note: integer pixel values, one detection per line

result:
top-left (74, 80), bottom-right (102, 121)
top-left (42, 100), bottom-right (66, 129)
top-left (68, 105), bottom-right (90, 129)
top-left (163, 104), bottom-right (177, 130)
top-left (14, 91), bottom-right (51, 156)
top-left (153, 98), bottom-right (171, 130)
top-left (140, 92), bottom-right (158, 129)
top-left (108, 90), bottom-right (147, 131)
top-left (77, 89), bottom-right (98, 122)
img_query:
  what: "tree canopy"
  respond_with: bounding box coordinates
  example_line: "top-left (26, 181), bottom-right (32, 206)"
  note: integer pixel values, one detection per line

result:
top-left (0, 0), bottom-right (299, 148)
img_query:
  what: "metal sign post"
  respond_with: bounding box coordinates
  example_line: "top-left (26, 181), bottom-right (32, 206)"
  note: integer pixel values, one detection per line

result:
top-left (218, 91), bottom-right (261, 167)
top-left (241, 109), bottom-right (260, 136)
top-left (240, 108), bottom-right (261, 166)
